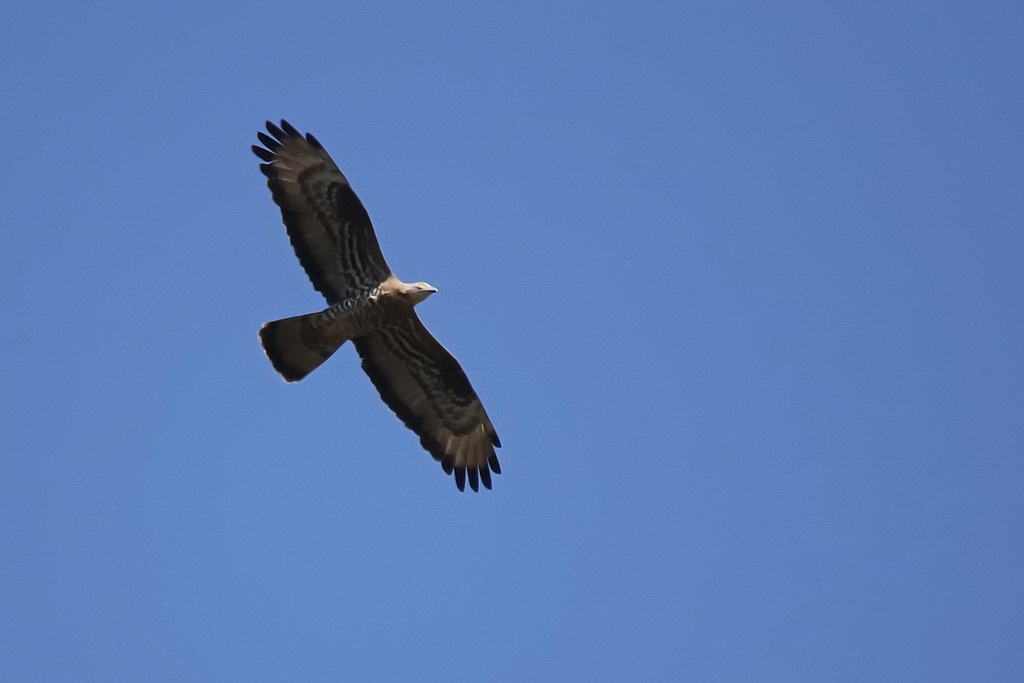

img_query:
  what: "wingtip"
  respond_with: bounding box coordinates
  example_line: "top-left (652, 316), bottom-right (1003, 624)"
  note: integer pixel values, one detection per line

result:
top-left (252, 145), bottom-right (275, 162)
top-left (257, 131), bottom-right (281, 151)
top-left (265, 120), bottom-right (285, 140)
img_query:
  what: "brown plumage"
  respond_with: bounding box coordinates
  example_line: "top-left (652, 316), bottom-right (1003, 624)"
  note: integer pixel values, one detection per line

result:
top-left (253, 120), bottom-right (501, 492)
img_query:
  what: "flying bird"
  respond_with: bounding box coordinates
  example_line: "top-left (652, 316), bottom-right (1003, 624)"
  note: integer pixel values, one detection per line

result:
top-left (253, 120), bottom-right (501, 491)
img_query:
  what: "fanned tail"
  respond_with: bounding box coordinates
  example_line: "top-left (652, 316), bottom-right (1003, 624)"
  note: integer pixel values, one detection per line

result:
top-left (259, 312), bottom-right (345, 382)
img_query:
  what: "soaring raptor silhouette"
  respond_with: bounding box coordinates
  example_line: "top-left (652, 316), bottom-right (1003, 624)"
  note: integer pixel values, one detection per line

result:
top-left (253, 120), bottom-right (501, 491)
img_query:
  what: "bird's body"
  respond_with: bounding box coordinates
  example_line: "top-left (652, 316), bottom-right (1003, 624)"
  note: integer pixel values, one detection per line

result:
top-left (253, 121), bottom-right (501, 491)
top-left (260, 277), bottom-right (433, 381)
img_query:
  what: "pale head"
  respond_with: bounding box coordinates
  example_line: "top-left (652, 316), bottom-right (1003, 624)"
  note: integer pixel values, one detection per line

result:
top-left (401, 281), bottom-right (438, 305)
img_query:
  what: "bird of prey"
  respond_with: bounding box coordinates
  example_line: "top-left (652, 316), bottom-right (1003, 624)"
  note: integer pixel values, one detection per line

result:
top-left (253, 120), bottom-right (501, 492)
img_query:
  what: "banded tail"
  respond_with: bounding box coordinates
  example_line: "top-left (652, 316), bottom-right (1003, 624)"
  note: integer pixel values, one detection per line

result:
top-left (259, 312), bottom-right (346, 382)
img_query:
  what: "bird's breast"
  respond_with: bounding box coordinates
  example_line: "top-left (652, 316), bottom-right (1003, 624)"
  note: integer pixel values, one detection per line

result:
top-left (316, 291), bottom-right (396, 338)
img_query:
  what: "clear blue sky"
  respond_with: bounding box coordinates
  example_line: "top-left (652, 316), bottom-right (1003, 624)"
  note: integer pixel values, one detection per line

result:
top-left (2, 1), bottom-right (1022, 680)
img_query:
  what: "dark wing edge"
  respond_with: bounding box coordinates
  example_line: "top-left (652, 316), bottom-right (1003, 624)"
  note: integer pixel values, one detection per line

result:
top-left (353, 314), bottom-right (501, 492)
top-left (252, 120), bottom-right (391, 303)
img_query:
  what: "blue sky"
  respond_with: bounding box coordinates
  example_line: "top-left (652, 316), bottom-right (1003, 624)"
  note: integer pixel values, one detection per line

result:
top-left (2, 1), bottom-right (1022, 680)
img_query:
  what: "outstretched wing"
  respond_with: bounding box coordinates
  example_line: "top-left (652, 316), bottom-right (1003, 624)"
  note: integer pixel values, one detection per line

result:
top-left (354, 314), bottom-right (502, 492)
top-left (253, 120), bottom-right (391, 304)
